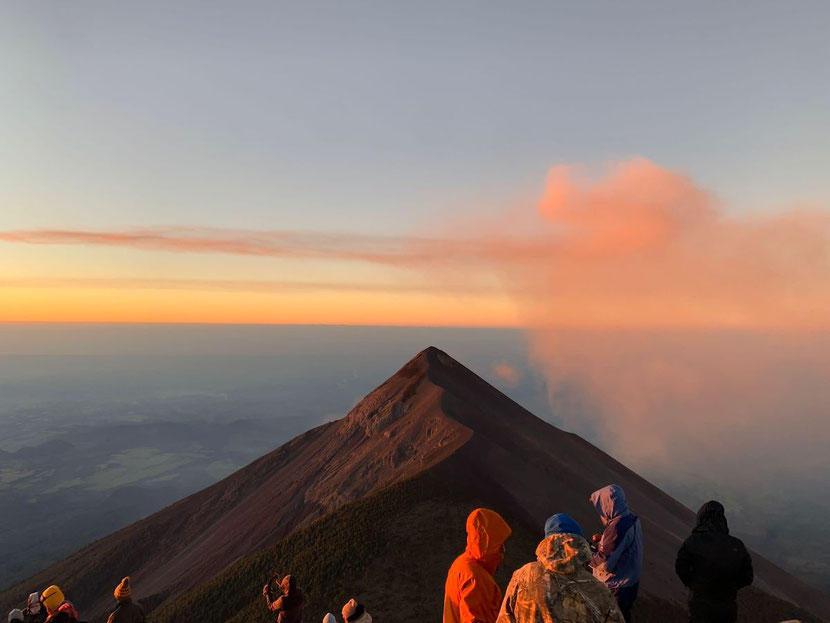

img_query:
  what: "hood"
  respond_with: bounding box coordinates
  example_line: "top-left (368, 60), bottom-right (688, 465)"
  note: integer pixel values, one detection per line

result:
top-left (590, 484), bottom-right (630, 522)
top-left (544, 513), bottom-right (584, 538)
top-left (465, 508), bottom-right (512, 561)
top-left (694, 500), bottom-right (729, 534)
top-left (41, 586), bottom-right (64, 615)
top-left (536, 533), bottom-right (592, 575)
top-left (25, 594), bottom-right (40, 615)
top-left (281, 575), bottom-right (297, 595)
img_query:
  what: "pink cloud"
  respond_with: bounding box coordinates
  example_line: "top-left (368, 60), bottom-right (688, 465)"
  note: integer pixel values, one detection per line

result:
top-left (491, 361), bottom-right (521, 387)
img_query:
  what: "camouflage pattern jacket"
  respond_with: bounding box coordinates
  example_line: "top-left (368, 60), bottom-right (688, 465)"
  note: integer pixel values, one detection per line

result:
top-left (497, 533), bottom-right (624, 623)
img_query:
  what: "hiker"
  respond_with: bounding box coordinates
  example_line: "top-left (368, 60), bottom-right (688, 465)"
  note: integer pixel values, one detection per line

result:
top-left (262, 574), bottom-right (304, 623)
top-left (106, 577), bottom-right (145, 623)
top-left (498, 513), bottom-right (624, 623)
top-left (675, 500), bottom-right (753, 623)
top-left (341, 599), bottom-right (372, 623)
top-left (589, 485), bottom-right (644, 623)
top-left (23, 593), bottom-right (46, 623)
top-left (40, 586), bottom-right (79, 623)
top-left (444, 508), bottom-right (512, 623)
top-left (8, 610), bottom-right (24, 623)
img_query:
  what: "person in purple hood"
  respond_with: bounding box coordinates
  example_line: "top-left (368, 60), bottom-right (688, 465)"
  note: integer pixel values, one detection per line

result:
top-left (589, 485), bottom-right (644, 623)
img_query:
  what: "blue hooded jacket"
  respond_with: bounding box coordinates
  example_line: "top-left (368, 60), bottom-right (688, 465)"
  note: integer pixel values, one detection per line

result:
top-left (590, 484), bottom-right (644, 589)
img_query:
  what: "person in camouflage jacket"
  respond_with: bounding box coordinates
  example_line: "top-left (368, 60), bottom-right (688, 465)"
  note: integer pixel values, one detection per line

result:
top-left (498, 514), bottom-right (624, 623)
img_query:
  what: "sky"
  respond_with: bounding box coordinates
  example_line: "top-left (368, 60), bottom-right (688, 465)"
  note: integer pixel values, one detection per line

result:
top-left (0, 1), bottom-right (828, 325)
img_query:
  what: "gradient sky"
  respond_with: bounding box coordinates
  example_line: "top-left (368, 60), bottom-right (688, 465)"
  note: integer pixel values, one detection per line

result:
top-left (1, 1), bottom-right (828, 325)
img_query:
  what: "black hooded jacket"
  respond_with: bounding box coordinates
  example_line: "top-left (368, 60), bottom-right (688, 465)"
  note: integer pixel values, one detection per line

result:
top-left (675, 501), bottom-right (754, 603)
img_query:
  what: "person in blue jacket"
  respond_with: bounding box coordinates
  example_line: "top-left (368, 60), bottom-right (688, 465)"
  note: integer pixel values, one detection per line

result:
top-left (589, 485), bottom-right (644, 623)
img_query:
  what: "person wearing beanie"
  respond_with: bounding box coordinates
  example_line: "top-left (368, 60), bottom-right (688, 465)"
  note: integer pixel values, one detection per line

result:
top-left (40, 586), bottom-right (79, 623)
top-left (497, 513), bottom-right (623, 623)
top-left (262, 574), bottom-right (304, 623)
top-left (341, 599), bottom-right (372, 623)
top-left (106, 577), bottom-right (145, 623)
top-left (444, 508), bottom-right (512, 623)
top-left (8, 609), bottom-right (24, 623)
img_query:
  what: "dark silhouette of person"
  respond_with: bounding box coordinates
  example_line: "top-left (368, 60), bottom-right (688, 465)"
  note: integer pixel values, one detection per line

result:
top-left (675, 501), bottom-right (753, 623)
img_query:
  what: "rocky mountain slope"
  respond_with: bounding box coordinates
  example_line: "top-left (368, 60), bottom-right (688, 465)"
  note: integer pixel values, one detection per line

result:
top-left (1, 347), bottom-right (826, 622)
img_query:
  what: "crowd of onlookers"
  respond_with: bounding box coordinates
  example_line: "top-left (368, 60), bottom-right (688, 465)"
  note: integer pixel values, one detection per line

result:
top-left (440, 484), bottom-right (754, 623)
top-left (6, 577), bottom-right (143, 623)
top-left (5, 483), bottom-right (763, 623)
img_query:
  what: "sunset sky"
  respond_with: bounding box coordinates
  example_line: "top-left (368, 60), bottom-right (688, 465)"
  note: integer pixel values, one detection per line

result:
top-left (1, 1), bottom-right (828, 326)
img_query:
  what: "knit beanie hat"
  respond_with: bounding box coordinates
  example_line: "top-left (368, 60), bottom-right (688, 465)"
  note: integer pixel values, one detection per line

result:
top-left (8, 609), bottom-right (24, 623)
top-left (322, 615), bottom-right (336, 623)
top-left (41, 586), bottom-right (64, 615)
top-left (114, 577), bottom-right (131, 601)
top-left (342, 599), bottom-right (372, 623)
top-left (544, 513), bottom-right (584, 538)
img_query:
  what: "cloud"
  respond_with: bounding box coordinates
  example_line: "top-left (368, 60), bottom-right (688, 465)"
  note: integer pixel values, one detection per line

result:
top-left (0, 276), bottom-right (494, 295)
top-left (0, 227), bottom-right (468, 267)
top-left (491, 361), bottom-right (521, 387)
top-left (460, 158), bottom-right (830, 481)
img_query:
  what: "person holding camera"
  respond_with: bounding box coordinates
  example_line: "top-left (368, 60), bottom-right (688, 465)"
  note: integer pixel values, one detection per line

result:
top-left (262, 575), bottom-right (304, 623)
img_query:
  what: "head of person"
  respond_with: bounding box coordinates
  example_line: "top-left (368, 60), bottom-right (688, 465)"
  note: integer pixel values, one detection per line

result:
top-left (590, 484), bottom-right (630, 525)
top-left (8, 609), bottom-right (24, 623)
top-left (694, 500), bottom-right (729, 534)
top-left (40, 586), bottom-right (64, 615)
top-left (280, 575), bottom-right (296, 596)
top-left (538, 512), bottom-right (591, 576)
top-left (322, 614), bottom-right (337, 623)
top-left (24, 593), bottom-right (40, 615)
top-left (114, 577), bottom-right (132, 602)
top-left (341, 599), bottom-right (372, 623)
top-left (544, 513), bottom-right (584, 539)
top-left (465, 508), bottom-right (511, 573)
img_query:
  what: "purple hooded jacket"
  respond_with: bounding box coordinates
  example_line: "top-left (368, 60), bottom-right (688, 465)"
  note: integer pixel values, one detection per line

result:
top-left (590, 484), bottom-right (644, 589)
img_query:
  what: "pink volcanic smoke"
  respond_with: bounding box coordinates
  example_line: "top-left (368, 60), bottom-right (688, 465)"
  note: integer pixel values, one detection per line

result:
top-left (497, 157), bottom-right (830, 330)
top-left (479, 158), bottom-right (830, 477)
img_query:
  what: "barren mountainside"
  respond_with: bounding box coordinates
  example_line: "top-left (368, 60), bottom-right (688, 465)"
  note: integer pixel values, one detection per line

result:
top-left (1, 347), bottom-right (827, 622)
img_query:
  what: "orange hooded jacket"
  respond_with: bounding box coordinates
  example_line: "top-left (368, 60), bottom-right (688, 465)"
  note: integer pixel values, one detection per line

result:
top-left (443, 508), bottom-right (512, 623)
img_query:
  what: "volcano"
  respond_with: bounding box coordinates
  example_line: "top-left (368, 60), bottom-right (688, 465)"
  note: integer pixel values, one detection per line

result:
top-left (1, 347), bottom-right (827, 622)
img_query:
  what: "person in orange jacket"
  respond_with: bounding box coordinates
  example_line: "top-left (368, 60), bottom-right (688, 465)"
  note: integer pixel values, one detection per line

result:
top-left (443, 508), bottom-right (512, 623)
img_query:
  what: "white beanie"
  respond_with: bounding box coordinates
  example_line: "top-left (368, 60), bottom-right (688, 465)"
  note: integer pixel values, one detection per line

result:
top-left (8, 610), bottom-right (24, 623)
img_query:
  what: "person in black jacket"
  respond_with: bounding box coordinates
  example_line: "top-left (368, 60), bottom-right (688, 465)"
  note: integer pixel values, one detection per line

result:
top-left (675, 500), bottom-right (753, 623)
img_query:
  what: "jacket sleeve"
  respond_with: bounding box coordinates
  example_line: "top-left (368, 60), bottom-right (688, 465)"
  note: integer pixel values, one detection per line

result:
top-left (592, 519), bottom-right (622, 568)
top-left (674, 540), bottom-right (694, 587)
top-left (458, 576), bottom-right (490, 623)
top-left (496, 574), bottom-right (518, 623)
top-left (737, 544), bottom-right (753, 588)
